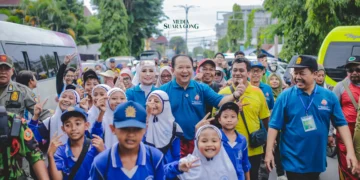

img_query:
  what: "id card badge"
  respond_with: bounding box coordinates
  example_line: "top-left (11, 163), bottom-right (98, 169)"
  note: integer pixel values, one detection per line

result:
top-left (301, 115), bottom-right (317, 132)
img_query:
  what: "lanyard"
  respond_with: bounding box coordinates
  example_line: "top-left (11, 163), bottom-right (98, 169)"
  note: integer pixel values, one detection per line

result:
top-left (298, 86), bottom-right (317, 115)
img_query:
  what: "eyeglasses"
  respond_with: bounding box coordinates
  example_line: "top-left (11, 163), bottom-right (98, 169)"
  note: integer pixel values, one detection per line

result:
top-left (347, 68), bottom-right (360, 73)
top-left (215, 72), bottom-right (222, 76)
top-left (123, 77), bottom-right (130, 81)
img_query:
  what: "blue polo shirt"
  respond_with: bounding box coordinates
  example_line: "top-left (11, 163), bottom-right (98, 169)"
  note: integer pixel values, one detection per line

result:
top-left (126, 85), bottom-right (157, 108)
top-left (269, 85), bottom-right (347, 173)
top-left (90, 142), bottom-right (164, 180)
top-left (54, 138), bottom-right (99, 180)
top-left (259, 82), bottom-right (274, 110)
top-left (160, 79), bottom-right (223, 139)
top-left (221, 130), bottom-right (251, 180)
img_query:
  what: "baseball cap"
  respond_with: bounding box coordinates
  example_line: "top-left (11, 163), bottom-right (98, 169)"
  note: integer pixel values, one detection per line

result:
top-left (83, 69), bottom-right (98, 83)
top-left (99, 70), bottom-right (115, 78)
top-left (110, 58), bottom-right (115, 63)
top-left (61, 106), bottom-right (88, 123)
top-left (117, 64), bottom-right (123, 69)
top-left (113, 101), bottom-right (147, 129)
top-left (0, 54), bottom-right (13, 68)
top-left (288, 55), bottom-right (318, 70)
top-left (215, 102), bottom-right (239, 118)
top-left (345, 56), bottom-right (360, 68)
top-left (250, 61), bottom-right (265, 69)
top-left (199, 59), bottom-right (216, 68)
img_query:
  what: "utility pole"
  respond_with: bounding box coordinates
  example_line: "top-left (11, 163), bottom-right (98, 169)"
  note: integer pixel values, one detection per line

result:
top-left (174, 4), bottom-right (199, 54)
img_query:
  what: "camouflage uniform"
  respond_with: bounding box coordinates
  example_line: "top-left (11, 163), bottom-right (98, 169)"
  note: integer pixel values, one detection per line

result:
top-left (0, 112), bottom-right (44, 180)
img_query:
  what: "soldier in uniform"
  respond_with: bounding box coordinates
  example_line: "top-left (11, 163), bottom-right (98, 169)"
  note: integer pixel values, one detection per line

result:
top-left (0, 54), bottom-right (51, 121)
top-left (0, 108), bottom-right (49, 180)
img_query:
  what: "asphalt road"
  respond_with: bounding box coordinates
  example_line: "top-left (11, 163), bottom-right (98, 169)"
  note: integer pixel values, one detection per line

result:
top-left (268, 156), bottom-right (339, 180)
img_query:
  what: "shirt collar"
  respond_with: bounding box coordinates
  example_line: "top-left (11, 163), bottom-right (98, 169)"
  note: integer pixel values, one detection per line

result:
top-left (172, 78), bottom-right (195, 89)
top-left (65, 137), bottom-right (88, 158)
top-left (295, 83), bottom-right (320, 95)
top-left (111, 142), bottom-right (147, 168)
top-left (134, 84), bottom-right (155, 92)
top-left (221, 130), bottom-right (242, 143)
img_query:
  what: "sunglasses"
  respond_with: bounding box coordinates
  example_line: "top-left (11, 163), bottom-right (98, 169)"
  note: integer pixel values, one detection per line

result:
top-left (347, 68), bottom-right (360, 73)
top-left (215, 72), bottom-right (222, 76)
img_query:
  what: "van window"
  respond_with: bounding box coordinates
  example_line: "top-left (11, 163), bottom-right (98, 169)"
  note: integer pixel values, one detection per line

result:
top-left (27, 45), bottom-right (49, 80)
top-left (3, 43), bottom-right (28, 75)
top-left (323, 42), bottom-right (360, 82)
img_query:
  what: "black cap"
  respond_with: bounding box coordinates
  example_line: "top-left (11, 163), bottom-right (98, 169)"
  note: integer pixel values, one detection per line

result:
top-left (83, 69), bottom-right (98, 83)
top-left (345, 56), bottom-right (360, 68)
top-left (216, 102), bottom-right (239, 118)
top-left (199, 59), bottom-right (216, 68)
top-left (288, 55), bottom-right (318, 70)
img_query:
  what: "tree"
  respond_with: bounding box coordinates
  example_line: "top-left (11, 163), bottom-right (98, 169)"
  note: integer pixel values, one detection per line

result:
top-left (203, 50), bottom-right (215, 58)
top-left (99, 0), bottom-right (129, 58)
top-left (245, 9), bottom-right (257, 48)
top-left (217, 37), bottom-right (229, 53)
top-left (169, 36), bottom-right (187, 54)
top-left (264, 0), bottom-right (360, 60)
top-left (227, 4), bottom-right (244, 52)
top-left (63, 0), bottom-right (89, 45)
top-left (84, 15), bottom-right (101, 44)
top-left (193, 46), bottom-right (204, 57)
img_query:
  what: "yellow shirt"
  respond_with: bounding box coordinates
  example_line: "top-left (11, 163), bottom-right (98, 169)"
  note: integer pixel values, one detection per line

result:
top-left (217, 83), bottom-right (270, 156)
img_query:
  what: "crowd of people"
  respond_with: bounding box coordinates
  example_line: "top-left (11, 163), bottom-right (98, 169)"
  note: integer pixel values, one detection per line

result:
top-left (1, 52), bottom-right (360, 180)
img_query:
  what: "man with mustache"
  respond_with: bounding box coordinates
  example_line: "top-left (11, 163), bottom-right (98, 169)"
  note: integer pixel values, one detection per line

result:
top-left (265, 55), bottom-right (358, 180)
top-left (332, 56), bottom-right (360, 179)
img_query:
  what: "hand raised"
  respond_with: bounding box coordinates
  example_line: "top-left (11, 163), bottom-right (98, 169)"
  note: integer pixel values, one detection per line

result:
top-left (195, 113), bottom-right (214, 131)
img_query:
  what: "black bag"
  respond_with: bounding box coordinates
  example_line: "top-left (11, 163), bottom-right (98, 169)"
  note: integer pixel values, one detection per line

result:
top-left (230, 86), bottom-right (267, 148)
top-left (67, 138), bottom-right (91, 180)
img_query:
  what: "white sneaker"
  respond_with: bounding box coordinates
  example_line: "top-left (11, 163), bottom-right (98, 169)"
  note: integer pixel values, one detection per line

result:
top-left (277, 176), bottom-right (288, 180)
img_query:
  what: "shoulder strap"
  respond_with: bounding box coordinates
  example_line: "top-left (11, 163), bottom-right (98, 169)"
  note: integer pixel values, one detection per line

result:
top-left (229, 85), bottom-right (235, 94)
top-left (149, 147), bottom-right (156, 178)
top-left (239, 111), bottom-right (251, 136)
top-left (68, 138), bottom-right (91, 180)
top-left (342, 81), bottom-right (358, 109)
top-left (158, 122), bottom-right (177, 155)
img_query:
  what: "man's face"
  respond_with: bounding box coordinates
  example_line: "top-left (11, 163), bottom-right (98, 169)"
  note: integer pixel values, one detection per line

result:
top-left (215, 55), bottom-right (224, 67)
top-left (293, 68), bottom-right (315, 90)
top-left (231, 62), bottom-right (249, 86)
top-left (235, 54), bottom-right (244, 59)
top-left (64, 71), bottom-right (75, 85)
top-left (112, 127), bottom-right (145, 150)
top-left (347, 64), bottom-right (360, 84)
top-left (110, 62), bottom-right (116, 69)
top-left (0, 65), bottom-right (13, 85)
top-left (315, 70), bottom-right (325, 85)
top-left (250, 67), bottom-right (264, 84)
top-left (173, 56), bottom-right (193, 85)
top-left (258, 57), bottom-right (268, 67)
top-left (200, 63), bottom-right (215, 84)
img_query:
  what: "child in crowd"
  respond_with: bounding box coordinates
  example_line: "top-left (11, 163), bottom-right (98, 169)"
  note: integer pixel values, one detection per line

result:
top-left (102, 88), bottom-right (127, 148)
top-left (145, 90), bottom-right (183, 164)
top-left (268, 73), bottom-right (283, 101)
top-left (87, 84), bottom-right (111, 128)
top-left (47, 106), bottom-right (105, 180)
top-left (82, 69), bottom-right (100, 107)
top-left (216, 102), bottom-right (251, 180)
top-left (165, 124), bottom-right (238, 180)
top-left (90, 101), bottom-right (165, 180)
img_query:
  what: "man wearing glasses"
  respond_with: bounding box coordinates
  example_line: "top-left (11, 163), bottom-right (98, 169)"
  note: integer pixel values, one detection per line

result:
top-left (258, 53), bottom-right (271, 84)
top-left (56, 53), bottom-right (77, 97)
top-left (333, 56), bottom-right (360, 179)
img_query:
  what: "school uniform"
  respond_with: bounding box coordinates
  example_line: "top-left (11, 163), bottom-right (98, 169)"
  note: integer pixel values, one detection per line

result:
top-left (89, 142), bottom-right (164, 180)
top-left (221, 130), bottom-right (251, 180)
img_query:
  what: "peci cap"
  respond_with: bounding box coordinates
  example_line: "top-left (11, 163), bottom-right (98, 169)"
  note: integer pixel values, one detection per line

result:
top-left (288, 55), bottom-right (318, 70)
top-left (199, 59), bottom-right (216, 68)
top-left (345, 56), bottom-right (360, 68)
top-left (110, 58), bottom-right (115, 63)
top-left (83, 69), bottom-right (98, 83)
top-left (0, 54), bottom-right (14, 68)
top-left (215, 102), bottom-right (239, 118)
top-left (113, 101), bottom-right (147, 129)
top-left (250, 61), bottom-right (265, 69)
top-left (61, 106), bottom-right (88, 123)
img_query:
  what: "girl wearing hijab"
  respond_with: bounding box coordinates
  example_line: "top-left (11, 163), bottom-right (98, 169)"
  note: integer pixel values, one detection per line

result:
top-left (156, 66), bottom-right (173, 87)
top-left (165, 124), bottom-right (237, 180)
top-left (127, 60), bottom-right (157, 108)
top-left (88, 84), bottom-right (111, 129)
top-left (119, 68), bottom-right (134, 89)
top-left (267, 73), bottom-right (283, 101)
top-left (102, 88), bottom-right (127, 148)
top-left (145, 90), bottom-right (183, 164)
top-left (214, 67), bottom-right (227, 86)
top-left (30, 89), bottom-right (80, 146)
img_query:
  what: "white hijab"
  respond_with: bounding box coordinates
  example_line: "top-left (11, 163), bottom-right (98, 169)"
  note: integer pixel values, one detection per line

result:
top-left (43, 89), bottom-right (80, 144)
top-left (145, 90), bottom-right (183, 148)
top-left (178, 125), bottom-right (237, 180)
top-left (156, 66), bottom-right (173, 87)
top-left (131, 60), bottom-right (156, 86)
top-left (103, 88), bottom-right (127, 148)
top-left (87, 84), bottom-right (111, 128)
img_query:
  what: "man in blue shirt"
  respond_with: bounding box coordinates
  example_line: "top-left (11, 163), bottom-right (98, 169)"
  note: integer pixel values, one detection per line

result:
top-left (89, 101), bottom-right (164, 180)
top-left (249, 61), bottom-right (274, 110)
top-left (160, 55), bottom-right (246, 157)
top-left (264, 55), bottom-right (358, 180)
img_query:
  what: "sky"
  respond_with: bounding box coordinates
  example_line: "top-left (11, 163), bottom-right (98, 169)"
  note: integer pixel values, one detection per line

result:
top-left (84, 0), bottom-right (264, 51)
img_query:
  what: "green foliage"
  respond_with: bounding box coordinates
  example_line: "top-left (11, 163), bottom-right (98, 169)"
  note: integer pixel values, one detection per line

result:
top-left (169, 36), bottom-right (187, 54)
top-left (203, 50), bottom-right (215, 58)
top-left (245, 9), bottom-right (257, 48)
top-left (227, 4), bottom-right (244, 52)
top-left (217, 36), bottom-right (229, 53)
top-left (264, 0), bottom-right (360, 60)
top-left (193, 46), bottom-right (204, 57)
top-left (99, 0), bottom-right (129, 58)
top-left (84, 15), bottom-right (101, 43)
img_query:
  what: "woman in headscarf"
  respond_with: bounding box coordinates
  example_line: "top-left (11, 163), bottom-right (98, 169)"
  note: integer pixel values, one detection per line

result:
top-left (145, 90), bottom-right (183, 164)
top-left (156, 66), bottom-right (173, 87)
top-left (267, 73), bottom-right (283, 101)
top-left (127, 60), bottom-right (157, 108)
top-left (102, 88), bottom-right (127, 148)
top-left (87, 84), bottom-right (111, 129)
top-left (165, 125), bottom-right (238, 180)
top-left (214, 67), bottom-right (227, 86)
top-left (118, 68), bottom-right (134, 89)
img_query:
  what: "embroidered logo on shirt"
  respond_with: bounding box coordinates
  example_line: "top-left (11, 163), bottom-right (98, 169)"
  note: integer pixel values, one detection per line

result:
top-left (125, 106), bottom-right (136, 118)
top-left (321, 99), bottom-right (327, 105)
top-left (318, 99), bottom-right (330, 111)
top-left (24, 129), bottom-right (33, 141)
top-left (10, 91), bottom-right (19, 101)
top-left (266, 92), bottom-right (269, 97)
top-left (195, 94), bottom-right (200, 101)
